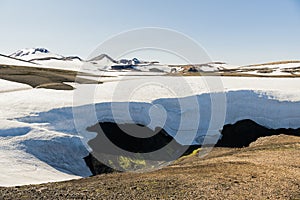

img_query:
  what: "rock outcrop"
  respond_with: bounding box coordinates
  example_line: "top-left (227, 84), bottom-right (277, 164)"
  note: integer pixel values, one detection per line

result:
top-left (216, 119), bottom-right (300, 147)
top-left (85, 122), bottom-right (200, 175)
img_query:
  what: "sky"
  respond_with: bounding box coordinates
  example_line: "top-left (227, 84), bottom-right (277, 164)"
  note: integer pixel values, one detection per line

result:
top-left (0, 0), bottom-right (300, 65)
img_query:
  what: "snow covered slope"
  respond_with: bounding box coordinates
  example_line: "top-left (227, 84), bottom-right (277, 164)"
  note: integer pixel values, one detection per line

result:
top-left (237, 61), bottom-right (300, 76)
top-left (0, 54), bottom-right (40, 67)
top-left (0, 86), bottom-right (91, 186)
top-left (0, 79), bottom-right (31, 93)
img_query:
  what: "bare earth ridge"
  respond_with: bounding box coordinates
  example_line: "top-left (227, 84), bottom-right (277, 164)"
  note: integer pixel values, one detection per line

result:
top-left (0, 65), bottom-right (101, 90)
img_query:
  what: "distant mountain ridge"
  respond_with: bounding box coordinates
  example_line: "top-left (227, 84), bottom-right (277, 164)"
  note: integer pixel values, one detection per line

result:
top-left (1, 47), bottom-right (169, 73)
top-left (9, 48), bottom-right (152, 66)
top-left (2, 47), bottom-right (300, 76)
top-left (88, 54), bottom-right (116, 63)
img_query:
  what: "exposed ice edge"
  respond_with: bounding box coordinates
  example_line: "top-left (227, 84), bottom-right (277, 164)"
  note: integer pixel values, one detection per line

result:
top-left (19, 90), bottom-right (300, 146)
top-left (82, 90), bottom-right (300, 145)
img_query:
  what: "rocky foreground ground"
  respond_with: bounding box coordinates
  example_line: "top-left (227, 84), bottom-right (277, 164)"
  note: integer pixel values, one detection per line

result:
top-left (0, 134), bottom-right (299, 200)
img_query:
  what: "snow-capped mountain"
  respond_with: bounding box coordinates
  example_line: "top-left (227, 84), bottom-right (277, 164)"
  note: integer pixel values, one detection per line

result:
top-left (7, 48), bottom-right (90, 71)
top-left (10, 48), bottom-right (63, 61)
top-left (11, 47), bottom-right (50, 57)
top-left (88, 54), bottom-right (117, 67)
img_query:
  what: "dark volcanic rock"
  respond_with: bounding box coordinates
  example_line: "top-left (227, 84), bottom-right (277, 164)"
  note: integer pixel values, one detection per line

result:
top-left (87, 123), bottom-right (173, 154)
top-left (217, 119), bottom-right (300, 147)
top-left (84, 122), bottom-right (200, 175)
top-left (84, 153), bottom-right (117, 175)
top-left (86, 122), bottom-right (199, 158)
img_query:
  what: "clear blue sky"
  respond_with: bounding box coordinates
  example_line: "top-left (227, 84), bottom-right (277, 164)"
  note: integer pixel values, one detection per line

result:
top-left (0, 0), bottom-right (300, 65)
